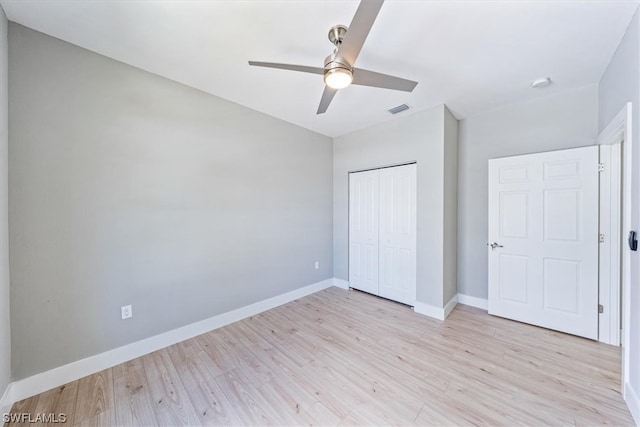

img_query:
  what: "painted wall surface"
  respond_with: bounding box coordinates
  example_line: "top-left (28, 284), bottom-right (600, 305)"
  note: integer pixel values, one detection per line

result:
top-left (0, 5), bottom-right (10, 397)
top-left (8, 24), bottom-right (333, 379)
top-left (597, 7), bottom-right (640, 417)
top-left (599, 8), bottom-right (639, 133)
top-left (457, 85), bottom-right (599, 299)
top-left (443, 107), bottom-right (458, 305)
top-left (333, 105), bottom-right (457, 308)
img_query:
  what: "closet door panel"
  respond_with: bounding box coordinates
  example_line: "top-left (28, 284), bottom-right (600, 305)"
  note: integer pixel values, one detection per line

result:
top-left (378, 164), bottom-right (417, 305)
top-left (348, 169), bottom-right (380, 295)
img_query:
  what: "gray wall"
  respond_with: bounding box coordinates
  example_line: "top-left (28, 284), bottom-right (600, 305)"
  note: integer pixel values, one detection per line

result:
top-left (8, 24), bottom-right (333, 379)
top-left (0, 5), bottom-right (10, 396)
top-left (599, 7), bottom-right (639, 133)
top-left (457, 84), bottom-right (599, 299)
top-left (333, 105), bottom-right (457, 308)
top-left (597, 6), bottom-right (640, 408)
top-left (443, 107), bottom-right (458, 304)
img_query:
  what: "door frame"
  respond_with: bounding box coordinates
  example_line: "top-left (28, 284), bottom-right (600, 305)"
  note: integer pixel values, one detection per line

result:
top-left (597, 102), bottom-right (631, 390)
top-left (598, 143), bottom-right (621, 345)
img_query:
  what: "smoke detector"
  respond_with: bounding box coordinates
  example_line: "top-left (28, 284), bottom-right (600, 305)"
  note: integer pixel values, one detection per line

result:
top-left (531, 77), bottom-right (552, 89)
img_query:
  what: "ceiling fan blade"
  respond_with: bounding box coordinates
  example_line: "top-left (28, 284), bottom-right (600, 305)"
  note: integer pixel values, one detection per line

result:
top-left (248, 61), bottom-right (324, 75)
top-left (337, 0), bottom-right (384, 66)
top-left (352, 68), bottom-right (418, 92)
top-left (317, 86), bottom-right (338, 114)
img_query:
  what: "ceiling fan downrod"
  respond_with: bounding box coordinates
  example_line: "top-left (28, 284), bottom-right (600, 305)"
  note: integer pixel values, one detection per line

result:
top-left (328, 25), bottom-right (348, 47)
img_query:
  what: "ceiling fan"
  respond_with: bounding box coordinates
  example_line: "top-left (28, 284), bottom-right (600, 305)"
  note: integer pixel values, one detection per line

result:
top-left (248, 0), bottom-right (418, 114)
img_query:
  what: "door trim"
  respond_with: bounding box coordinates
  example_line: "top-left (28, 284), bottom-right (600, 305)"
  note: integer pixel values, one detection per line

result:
top-left (598, 143), bottom-right (621, 345)
top-left (349, 161), bottom-right (417, 175)
top-left (597, 103), bottom-right (632, 394)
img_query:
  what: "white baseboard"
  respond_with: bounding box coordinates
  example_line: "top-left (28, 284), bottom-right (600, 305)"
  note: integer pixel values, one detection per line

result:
top-left (332, 278), bottom-right (349, 290)
top-left (414, 295), bottom-right (457, 321)
top-left (625, 381), bottom-right (640, 426)
top-left (8, 278), bottom-right (336, 404)
top-left (457, 293), bottom-right (488, 310)
top-left (444, 295), bottom-right (458, 319)
top-left (413, 302), bottom-right (444, 320)
top-left (0, 382), bottom-right (13, 415)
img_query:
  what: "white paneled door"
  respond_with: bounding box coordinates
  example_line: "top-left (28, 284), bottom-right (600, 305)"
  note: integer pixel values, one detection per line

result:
top-left (488, 146), bottom-right (599, 339)
top-left (349, 164), bottom-right (416, 305)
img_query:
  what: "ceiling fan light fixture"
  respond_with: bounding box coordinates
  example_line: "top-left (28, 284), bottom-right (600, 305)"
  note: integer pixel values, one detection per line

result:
top-left (324, 67), bottom-right (353, 89)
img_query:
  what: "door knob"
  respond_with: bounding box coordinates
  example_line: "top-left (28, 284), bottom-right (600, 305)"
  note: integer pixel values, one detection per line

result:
top-left (487, 242), bottom-right (504, 250)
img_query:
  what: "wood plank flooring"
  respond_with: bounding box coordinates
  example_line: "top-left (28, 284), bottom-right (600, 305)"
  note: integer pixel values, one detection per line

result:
top-left (5, 287), bottom-right (634, 426)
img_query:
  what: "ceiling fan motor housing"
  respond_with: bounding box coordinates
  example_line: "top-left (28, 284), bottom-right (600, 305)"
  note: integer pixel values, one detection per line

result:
top-left (324, 52), bottom-right (351, 72)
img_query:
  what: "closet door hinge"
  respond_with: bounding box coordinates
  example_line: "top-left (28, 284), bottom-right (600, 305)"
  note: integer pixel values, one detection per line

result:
top-left (599, 234), bottom-right (605, 243)
top-left (598, 304), bottom-right (604, 314)
top-left (598, 163), bottom-right (605, 173)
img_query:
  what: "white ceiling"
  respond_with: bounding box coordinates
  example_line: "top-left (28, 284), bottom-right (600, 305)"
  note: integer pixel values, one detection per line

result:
top-left (1, 0), bottom-right (638, 137)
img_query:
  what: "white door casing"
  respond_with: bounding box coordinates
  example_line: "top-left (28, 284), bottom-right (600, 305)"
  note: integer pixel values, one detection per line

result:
top-left (488, 146), bottom-right (599, 340)
top-left (378, 164), bottom-right (417, 305)
top-left (349, 169), bottom-right (379, 295)
top-left (598, 143), bottom-right (621, 346)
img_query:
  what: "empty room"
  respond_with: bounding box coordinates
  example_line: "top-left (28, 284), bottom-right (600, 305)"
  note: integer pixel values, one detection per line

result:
top-left (0, 0), bottom-right (639, 425)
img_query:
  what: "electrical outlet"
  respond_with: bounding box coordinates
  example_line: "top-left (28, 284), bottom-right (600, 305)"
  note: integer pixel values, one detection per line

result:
top-left (121, 305), bottom-right (132, 320)
top-left (314, 261), bottom-right (320, 270)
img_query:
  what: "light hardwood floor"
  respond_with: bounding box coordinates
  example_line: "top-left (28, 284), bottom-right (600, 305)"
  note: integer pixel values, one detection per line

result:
top-left (6, 287), bottom-right (635, 426)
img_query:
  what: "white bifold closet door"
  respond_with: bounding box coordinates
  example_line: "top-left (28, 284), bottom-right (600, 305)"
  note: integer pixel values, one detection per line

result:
top-left (349, 164), bottom-right (416, 305)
